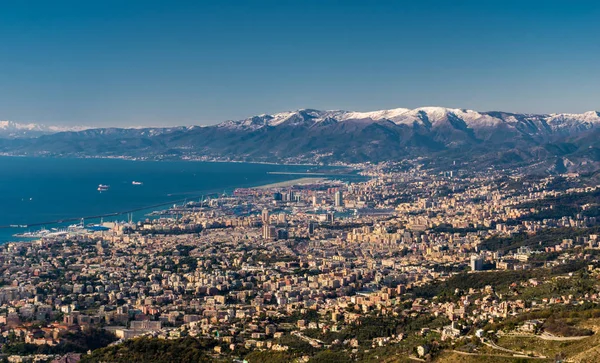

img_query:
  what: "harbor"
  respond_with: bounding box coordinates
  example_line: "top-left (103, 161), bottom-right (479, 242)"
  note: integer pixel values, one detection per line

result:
top-left (0, 177), bottom-right (358, 240)
top-left (0, 192), bottom-right (223, 234)
top-left (0, 157), bottom-right (334, 242)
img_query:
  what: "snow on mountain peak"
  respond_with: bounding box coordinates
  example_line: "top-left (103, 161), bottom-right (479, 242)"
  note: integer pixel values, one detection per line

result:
top-left (0, 120), bottom-right (88, 138)
top-left (215, 107), bottom-right (600, 134)
top-left (336, 107), bottom-right (412, 121)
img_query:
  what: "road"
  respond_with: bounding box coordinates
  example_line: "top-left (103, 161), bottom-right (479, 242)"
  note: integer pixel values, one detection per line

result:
top-left (481, 338), bottom-right (547, 359)
top-left (499, 331), bottom-right (591, 341)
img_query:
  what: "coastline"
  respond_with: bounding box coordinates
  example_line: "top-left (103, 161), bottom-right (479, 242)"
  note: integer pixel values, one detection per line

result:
top-left (0, 154), bottom-right (325, 167)
top-left (0, 175), bottom-right (321, 231)
top-left (253, 177), bottom-right (326, 189)
top-left (267, 172), bottom-right (332, 176)
top-left (0, 158), bottom-right (343, 242)
top-left (0, 177), bottom-right (331, 232)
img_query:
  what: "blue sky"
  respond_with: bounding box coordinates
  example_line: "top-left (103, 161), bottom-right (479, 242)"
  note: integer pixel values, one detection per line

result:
top-left (0, 0), bottom-right (598, 126)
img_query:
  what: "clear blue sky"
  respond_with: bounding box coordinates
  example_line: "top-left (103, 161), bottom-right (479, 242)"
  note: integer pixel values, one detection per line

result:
top-left (0, 0), bottom-right (598, 126)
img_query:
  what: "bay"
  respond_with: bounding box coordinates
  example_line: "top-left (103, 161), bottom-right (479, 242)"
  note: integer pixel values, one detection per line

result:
top-left (0, 157), bottom-right (327, 243)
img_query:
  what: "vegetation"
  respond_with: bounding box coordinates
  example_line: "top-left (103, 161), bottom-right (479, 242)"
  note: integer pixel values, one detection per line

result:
top-left (510, 188), bottom-right (600, 221)
top-left (412, 259), bottom-right (590, 301)
top-left (243, 350), bottom-right (296, 363)
top-left (480, 227), bottom-right (600, 253)
top-left (412, 270), bottom-right (532, 300)
top-left (1, 328), bottom-right (117, 356)
top-left (309, 350), bottom-right (352, 363)
top-left (81, 336), bottom-right (217, 363)
top-left (543, 317), bottom-right (593, 337)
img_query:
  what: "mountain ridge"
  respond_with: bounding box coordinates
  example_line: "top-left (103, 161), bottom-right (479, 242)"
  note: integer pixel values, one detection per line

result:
top-left (1, 106), bottom-right (600, 173)
top-left (218, 107), bottom-right (600, 131)
top-left (0, 120), bottom-right (88, 138)
top-left (2, 107), bottom-right (599, 135)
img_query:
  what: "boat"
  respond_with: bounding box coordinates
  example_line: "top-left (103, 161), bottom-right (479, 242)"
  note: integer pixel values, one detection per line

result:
top-left (132, 181), bottom-right (143, 185)
top-left (98, 184), bottom-right (110, 192)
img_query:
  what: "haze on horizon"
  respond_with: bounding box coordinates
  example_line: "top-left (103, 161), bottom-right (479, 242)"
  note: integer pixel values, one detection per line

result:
top-left (0, 0), bottom-right (598, 127)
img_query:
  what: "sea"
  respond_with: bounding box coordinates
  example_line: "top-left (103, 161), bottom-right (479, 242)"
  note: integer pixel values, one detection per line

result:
top-left (0, 157), bottom-right (343, 243)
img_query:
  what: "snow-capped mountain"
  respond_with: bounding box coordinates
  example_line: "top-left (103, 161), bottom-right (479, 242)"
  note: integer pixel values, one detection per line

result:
top-left (0, 121), bottom-right (87, 138)
top-left (0, 106), bottom-right (599, 172)
top-left (219, 107), bottom-right (600, 134)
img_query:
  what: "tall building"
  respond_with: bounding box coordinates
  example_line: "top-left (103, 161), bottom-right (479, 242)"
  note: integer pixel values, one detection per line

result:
top-left (334, 190), bottom-right (343, 207)
top-left (284, 190), bottom-right (295, 202)
top-left (261, 208), bottom-right (269, 224)
top-left (470, 255), bottom-right (484, 271)
top-left (263, 224), bottom-right (277, 239)
top-left (327, 212), bottom-right (335, 223)
top-left (308, 221), bottom-right (315, 236)
top-left (396, 284), bottom-right (406, 295)
top-left (312, 194), bottom-right (318, 207)
top-left (278, 213), bottom-right (287, 224)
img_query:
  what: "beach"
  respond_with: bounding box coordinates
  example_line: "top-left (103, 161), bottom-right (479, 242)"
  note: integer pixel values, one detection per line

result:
top-left (253, 177), bottom-right (326, 189)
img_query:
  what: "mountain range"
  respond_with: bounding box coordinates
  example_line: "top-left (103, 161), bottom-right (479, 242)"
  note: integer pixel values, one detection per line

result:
top-left (0, 121), bottom-right (87, 138)
top-left (1, 107), bottom-right (600, 172)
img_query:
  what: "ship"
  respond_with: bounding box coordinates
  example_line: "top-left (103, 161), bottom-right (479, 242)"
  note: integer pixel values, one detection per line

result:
top-left (98, 184), bottom-right (110, 192)
top-left (132, 181), bottom-right (143, 185)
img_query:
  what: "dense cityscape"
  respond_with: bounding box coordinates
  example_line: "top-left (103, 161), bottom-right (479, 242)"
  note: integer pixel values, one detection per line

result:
top-left (0, 1), bottom-right (598, 362)
top-left (0, 159), bottom-right (599, 363)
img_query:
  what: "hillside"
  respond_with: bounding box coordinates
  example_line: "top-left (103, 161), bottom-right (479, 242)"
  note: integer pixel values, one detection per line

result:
top-left (1, 107), bottom-right (599, 170)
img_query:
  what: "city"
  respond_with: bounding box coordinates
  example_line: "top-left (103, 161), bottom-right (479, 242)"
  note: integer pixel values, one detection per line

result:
top-left (1, 160), bottom-right (599, 362)
top-left (0, 1), bottom-right (599, 362)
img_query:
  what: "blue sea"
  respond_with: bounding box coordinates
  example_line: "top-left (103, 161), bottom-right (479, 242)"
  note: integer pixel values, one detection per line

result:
top-left (0, 157), bottom-right (334, 243)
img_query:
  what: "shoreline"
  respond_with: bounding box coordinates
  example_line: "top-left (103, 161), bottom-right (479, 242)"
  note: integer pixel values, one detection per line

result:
top-left (0, 154), bottom-right (340, 168)
top-left (0, 173), bottom-right (338, 236)
top-left (253, 177), bottom-right (327, 189)
top-left (267, 172), bottom-right (335, 176)
top-left (0, 192), bottom-right (223, 230)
